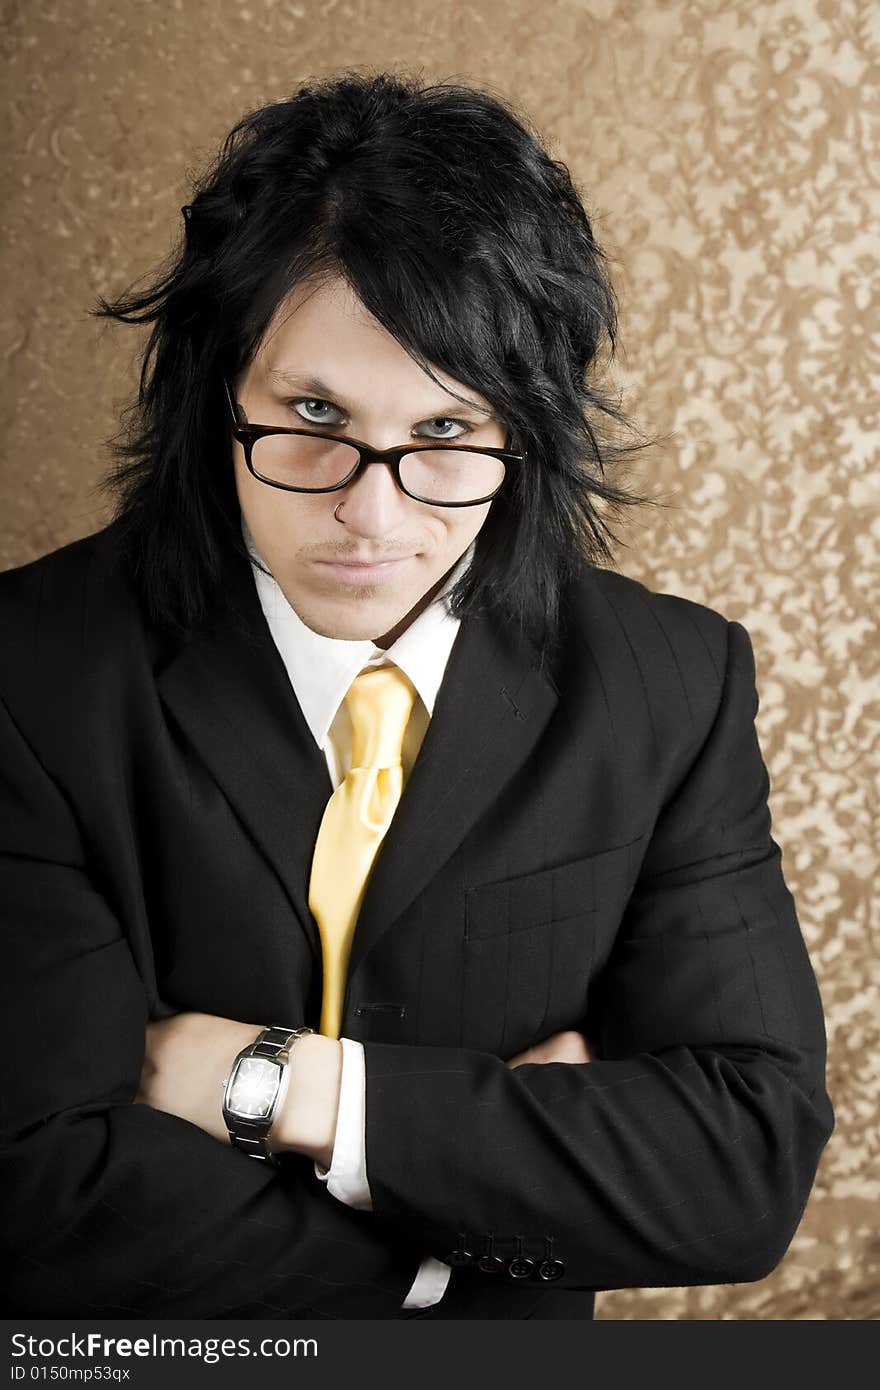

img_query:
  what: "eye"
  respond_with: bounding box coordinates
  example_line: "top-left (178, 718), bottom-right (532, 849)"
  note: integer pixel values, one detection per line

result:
top-left (417, 417), bottom-right (474, 441)
top-left (288, 398), bottom-right (476, 441)
top-left (291, 398), bottom-right (344, 426)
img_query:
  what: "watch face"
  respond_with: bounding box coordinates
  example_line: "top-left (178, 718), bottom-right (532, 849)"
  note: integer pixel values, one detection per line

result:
top-left (227, 1058), bottom-right (282, 1119)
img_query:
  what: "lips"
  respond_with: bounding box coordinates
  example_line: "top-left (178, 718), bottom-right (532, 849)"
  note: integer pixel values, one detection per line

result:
top-left (314, 556), bottom-right (416, 585)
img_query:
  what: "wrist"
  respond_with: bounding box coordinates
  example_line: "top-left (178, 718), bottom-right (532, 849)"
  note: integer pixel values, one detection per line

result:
top-left (269, 1033), bottom-right (343, 1168)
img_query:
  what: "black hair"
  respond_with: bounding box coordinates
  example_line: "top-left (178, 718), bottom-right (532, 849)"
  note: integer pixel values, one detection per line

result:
top-left (93, 68), bottom-right (658, 666)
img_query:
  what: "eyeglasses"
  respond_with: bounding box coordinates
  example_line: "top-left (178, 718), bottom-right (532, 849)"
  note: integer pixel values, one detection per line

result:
top-left (224, 379), bottom-right (525, 507)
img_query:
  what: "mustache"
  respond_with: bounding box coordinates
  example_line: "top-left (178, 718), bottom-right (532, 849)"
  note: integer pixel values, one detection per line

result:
top-left (309, 547), bottom-right (422, 562)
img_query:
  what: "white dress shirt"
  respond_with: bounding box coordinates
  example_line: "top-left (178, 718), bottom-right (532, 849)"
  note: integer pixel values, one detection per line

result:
top-left (244, 517), bottom-right (471, 1310)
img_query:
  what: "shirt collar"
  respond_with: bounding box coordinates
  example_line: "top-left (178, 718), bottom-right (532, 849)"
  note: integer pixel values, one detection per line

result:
top-left (242, 516), bottom-right (472, 749)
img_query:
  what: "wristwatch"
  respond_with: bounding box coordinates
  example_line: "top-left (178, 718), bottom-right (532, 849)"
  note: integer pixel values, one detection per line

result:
top-left (222, 1025), bottom-right (315, 1164)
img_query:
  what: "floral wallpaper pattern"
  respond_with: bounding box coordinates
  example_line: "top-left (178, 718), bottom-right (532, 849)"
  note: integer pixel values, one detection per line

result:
top-left (1, 0), bottom-right (876, 1319)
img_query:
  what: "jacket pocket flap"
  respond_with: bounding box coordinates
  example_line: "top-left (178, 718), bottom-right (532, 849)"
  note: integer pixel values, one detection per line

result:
top-left (466, 854), bottom-right (599, 940)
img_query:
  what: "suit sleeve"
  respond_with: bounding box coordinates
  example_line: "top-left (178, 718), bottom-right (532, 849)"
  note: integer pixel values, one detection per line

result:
top-left (362, 620), bottom-right (834, 1290)
top-left (0, 692), bottom-right (421, 1317)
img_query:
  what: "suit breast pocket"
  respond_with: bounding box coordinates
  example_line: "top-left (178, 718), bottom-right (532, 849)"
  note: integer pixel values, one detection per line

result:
top-left (462, 854), bottom-right (600, 1057)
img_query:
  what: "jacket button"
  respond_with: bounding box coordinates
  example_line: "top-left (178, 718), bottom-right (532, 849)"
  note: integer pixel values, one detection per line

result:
top-left (448, 1230), bottom-right (474, 1267)
top-left (507, 1236), bottom-right (535, 1280)
top-left (538, 1237), bottom-right (563, 1281)
top-left (477, 1234), bottom-right (504, 1274)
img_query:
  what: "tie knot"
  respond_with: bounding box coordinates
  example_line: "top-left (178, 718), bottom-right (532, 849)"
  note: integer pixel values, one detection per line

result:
top-left (345, 664), bottom-right (417, 771)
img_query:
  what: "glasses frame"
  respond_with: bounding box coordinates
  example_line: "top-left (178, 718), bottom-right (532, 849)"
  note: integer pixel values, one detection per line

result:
top-left (224, 378), bottom-right (525, 508)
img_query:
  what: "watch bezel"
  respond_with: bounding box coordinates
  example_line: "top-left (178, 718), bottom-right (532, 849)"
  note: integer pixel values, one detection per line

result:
top-left (222, 1054), bottom-right (286, 1123)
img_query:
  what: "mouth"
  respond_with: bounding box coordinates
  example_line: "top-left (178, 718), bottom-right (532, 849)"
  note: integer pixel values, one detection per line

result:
top-left (313, 556), bottom-right (418, 585)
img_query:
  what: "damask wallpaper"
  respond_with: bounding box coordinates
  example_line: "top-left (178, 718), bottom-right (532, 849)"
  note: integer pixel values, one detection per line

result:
top-left (1, 0), bottom-right (876, 1319)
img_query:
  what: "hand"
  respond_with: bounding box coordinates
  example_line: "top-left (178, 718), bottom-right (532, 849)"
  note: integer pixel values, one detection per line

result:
top-left (135, 1010), bottom-right (264, 1145)
top-left (506, 1029), bottom-right (595, 1068)
top-left (135, 1011), bottom-right (343, 1168)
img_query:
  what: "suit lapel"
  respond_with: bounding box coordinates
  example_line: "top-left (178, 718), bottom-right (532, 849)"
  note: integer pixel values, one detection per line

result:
top-left (347, 608), bottom-right (559, 977)
top-left (156, 547), bottom-right (331, 964)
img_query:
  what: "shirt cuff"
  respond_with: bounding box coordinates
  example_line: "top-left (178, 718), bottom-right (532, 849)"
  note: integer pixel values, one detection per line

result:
top-left (401, 1256), bottom-right (453, 1309)
top-left (313, 1036), bottom-right (372, 1211)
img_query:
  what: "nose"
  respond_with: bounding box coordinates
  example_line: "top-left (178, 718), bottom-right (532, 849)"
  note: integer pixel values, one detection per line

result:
top-left (333, 458), bottom-right (415, 538)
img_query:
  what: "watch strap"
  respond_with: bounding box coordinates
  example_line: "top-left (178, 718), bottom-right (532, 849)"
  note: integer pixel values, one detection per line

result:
top-left (252, 1024), bottom-right (315, 1062)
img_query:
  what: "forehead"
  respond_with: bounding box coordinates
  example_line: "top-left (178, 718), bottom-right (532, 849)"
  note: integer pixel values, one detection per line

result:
top-left (260, 274), bottom-right (370, 343)
top-left (253, 274), bottom-right (494, 415)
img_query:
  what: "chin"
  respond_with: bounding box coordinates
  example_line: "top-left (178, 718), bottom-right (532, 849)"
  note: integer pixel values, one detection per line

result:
top-left (304, 604), bottom-right (404, 643)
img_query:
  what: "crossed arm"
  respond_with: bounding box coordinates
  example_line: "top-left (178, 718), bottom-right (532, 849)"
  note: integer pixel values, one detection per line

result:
top-left (135, 1012), bottom-right (593, 1169)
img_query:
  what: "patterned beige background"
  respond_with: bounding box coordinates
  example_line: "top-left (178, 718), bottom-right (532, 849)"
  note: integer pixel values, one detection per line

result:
top-left (2, 0), bottom-right (877, 1320)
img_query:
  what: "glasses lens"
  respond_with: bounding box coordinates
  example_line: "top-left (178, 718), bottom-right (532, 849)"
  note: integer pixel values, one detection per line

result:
top-left (400, 449), bottom-right (506, 504)
top-left (251, 434), bottom-right (506, 503)
top-left (252, 434), bottom-right (360, 490)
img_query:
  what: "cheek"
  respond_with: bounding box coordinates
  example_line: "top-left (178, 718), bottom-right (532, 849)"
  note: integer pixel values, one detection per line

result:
top-left (236, 475), bottom-right (277, 548)
top-left (232, 451), bottom-right (268, 526)
top-left (447, 502), bottom-right (492, 552)
top-left (236, 463), bottom-right (327, 549)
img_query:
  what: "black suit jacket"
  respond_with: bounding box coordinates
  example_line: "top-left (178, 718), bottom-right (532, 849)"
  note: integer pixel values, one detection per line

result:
top-left (0, 520), bottom-right (833, 1319)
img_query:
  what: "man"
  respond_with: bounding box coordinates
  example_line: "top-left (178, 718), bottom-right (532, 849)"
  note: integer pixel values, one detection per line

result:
top-left (0, 73), bottom-right (833, 1319)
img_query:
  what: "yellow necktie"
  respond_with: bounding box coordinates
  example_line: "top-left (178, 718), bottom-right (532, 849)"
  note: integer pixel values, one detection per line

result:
top-left (308, 664), bottom-right (418, 1038)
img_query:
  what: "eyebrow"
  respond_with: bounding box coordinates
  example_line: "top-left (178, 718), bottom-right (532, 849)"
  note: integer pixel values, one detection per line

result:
top-left (267, 368), bottom-right (497, 420)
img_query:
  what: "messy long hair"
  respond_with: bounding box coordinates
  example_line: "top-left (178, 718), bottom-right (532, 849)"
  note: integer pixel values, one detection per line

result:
top-left (94, 69), bottom-right (657, 663)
